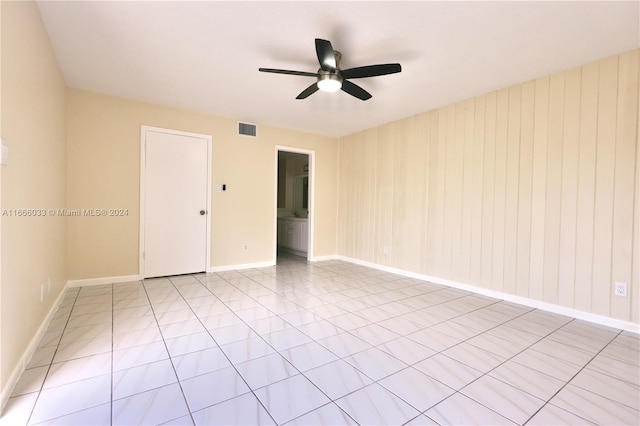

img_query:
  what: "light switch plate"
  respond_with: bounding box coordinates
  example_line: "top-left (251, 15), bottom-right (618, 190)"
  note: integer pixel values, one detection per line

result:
top-left (1, 139), bottom-right (8, 165)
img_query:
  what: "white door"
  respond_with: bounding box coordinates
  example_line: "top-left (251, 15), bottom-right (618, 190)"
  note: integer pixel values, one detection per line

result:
top-left (143, 130), bottom-right (209, 278)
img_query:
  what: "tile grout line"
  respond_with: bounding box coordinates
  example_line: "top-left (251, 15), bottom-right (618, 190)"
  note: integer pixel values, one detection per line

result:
top-left (406, 306), bottom-right (568, 424)
top-left (207, 270), bottom-right (367, 425)
top-left (234, 264), bottom-right (494, 424)
top-left (12, 257), bottom-right (637, 426)
top-left (126, 266), bottom-right (360, 423)
top-left (239, 268), bottom-right (373, 425)
top-left (198, 266), bottom-right (372, 424)
top-left (229, 266), bottom-right (371, 426)
top-left (522, 327), bottom-right (624, 425)
top-left (165, 274), bottom-right (280, 425)
top-left (108, 265), bottom-right (640, 424)
top-left (238, 262), bottom-right (543, 424)
top-left (138, 278), bottom-right (197, 426)
top-left (584, 352), bottom-right (640, 388)
top-left (24, 287), bottom-right (81, 426)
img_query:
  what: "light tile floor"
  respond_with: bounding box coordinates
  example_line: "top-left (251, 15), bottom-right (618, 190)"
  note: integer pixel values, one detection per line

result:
top-left (2, 254), bottom-right (639, 425)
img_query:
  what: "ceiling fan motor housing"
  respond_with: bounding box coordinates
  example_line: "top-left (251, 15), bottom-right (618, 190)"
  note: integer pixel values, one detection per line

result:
top-left (317, 69), bottom-right (343, 92)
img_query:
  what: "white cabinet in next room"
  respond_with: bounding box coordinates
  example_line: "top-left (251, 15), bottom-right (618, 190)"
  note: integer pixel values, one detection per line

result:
top-left (278, 217), bottom-right (308, 255)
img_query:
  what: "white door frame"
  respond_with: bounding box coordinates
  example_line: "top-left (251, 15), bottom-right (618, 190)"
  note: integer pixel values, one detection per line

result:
top-left (274, 146), bottom-right (315, 262)
top-left (140, 125), bottom-right (213, 277)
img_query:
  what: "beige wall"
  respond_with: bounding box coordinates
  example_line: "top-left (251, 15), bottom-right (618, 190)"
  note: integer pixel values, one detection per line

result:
top-left (338, 49), bottom-right (640, 323)
top-left (1, 1), bottom-right (67, 388)
top-left (66, 89), bottom-right (338, 279)
top-left (0, 0), bottom-right (3, 391)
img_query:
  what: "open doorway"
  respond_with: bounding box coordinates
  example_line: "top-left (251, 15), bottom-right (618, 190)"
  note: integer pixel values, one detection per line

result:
top-left (275, 147), bottom-right (314, 262)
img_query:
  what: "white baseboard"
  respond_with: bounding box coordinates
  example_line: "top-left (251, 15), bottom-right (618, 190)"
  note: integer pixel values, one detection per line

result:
top-left (66, 274), bottom-right (142, 288)
top-left (0, 286), bottom-right (67, 415)
top-left (337, 255), bottom-right (640, 334)
top-left (208, 260), bottom-right (276, 273)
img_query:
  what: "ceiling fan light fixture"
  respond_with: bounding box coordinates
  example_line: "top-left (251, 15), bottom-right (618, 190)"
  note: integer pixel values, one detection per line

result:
top-left (317, 73), bottom-right (342, 92)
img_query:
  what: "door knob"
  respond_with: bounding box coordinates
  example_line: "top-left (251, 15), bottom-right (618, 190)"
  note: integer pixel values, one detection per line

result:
top-left (200, 210), bottom-right (206, 215)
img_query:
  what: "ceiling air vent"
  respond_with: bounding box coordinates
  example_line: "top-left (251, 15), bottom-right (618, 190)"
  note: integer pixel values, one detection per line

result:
top-left (238, 122), bottom-right (257, 137)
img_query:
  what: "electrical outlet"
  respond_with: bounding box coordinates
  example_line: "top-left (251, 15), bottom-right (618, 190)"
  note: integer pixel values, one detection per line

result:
top-left (383, 246), bottom-right (389, 255)
top-left (243, 244), bottom-right (248, 251)
top-left (614, 282), bottom-right (628, 297)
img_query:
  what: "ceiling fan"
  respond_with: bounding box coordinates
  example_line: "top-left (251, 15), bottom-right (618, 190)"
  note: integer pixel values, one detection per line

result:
top-left (259, 38), bottom-right (402, 101)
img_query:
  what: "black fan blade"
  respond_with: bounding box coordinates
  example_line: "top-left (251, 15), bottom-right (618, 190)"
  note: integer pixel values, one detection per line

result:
top-left (315, 39), bottom-right (336, 72)
top-left (296, 83), bottom-right (319, 99)
top-left (341, 80), bottom-right (372, 101)
top-left (259, 68), bottom-right (319, 77)
top-left (341, 63), bottom-right (402, 79)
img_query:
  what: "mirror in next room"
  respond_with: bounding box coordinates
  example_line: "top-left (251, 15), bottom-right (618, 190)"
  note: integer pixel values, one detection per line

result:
top-left (277, 151), bottom-right (309, 218)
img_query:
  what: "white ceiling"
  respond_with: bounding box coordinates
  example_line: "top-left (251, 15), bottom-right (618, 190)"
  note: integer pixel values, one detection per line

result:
top-left (37, 1), bottom-right (639, 138)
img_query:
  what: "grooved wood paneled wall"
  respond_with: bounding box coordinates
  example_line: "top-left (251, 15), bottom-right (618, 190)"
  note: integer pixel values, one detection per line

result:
top-left (338, 49), bottom-right (639, 323)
